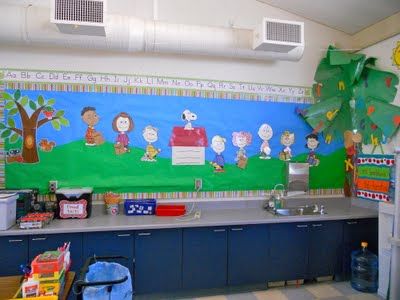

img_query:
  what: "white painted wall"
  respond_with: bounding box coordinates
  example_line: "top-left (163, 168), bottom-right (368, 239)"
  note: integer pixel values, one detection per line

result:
top-left (0, 0), bottom-right (352, 87)
top-left (361, 34), bottom-right (400, 152)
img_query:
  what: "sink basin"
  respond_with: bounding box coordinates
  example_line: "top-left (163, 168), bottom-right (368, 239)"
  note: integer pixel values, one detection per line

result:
top-left (272, 206), bottom-right (326, 216)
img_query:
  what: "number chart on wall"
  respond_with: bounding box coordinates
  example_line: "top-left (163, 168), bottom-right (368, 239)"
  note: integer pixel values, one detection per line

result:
top-left (0, 69), bottom-right (345, 198)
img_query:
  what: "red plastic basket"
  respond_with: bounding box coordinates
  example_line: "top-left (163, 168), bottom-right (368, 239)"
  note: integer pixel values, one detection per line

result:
top-left (155, 205), bottom-right (186, 216)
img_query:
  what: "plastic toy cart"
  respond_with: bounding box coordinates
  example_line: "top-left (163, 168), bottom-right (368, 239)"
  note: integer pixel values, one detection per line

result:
top-left (73, 256), bottom-right (132, 300)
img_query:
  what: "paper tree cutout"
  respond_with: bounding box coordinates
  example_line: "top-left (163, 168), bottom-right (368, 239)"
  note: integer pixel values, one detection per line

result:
top-left (0, 90), bottom-right (69, 163)
top-left (299, 46), bottom-right (400, 144)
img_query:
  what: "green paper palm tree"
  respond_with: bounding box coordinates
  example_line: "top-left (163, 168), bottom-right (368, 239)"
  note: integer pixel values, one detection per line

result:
top-left (300, 46), bottom-right (400, 145)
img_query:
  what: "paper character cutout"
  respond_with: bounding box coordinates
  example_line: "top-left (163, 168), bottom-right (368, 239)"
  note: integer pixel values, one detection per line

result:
top-left (6, 149), bottom-right (23, 163)
top-left (232, 131), bottom-right (252, 169)
top-left (141, 125), bottom-right (161, 162)
top-left (39, 139), bottom-right (56, 152)
top-left (279, 131), bottom-right (295, 161)
top-left (81, 107), bottom-right (104, 146)
top-left (305, 133), bottom-right (320, 167)
top-left (258, 123), bottom-right (273, 159)
top-left (112, 112), bottom-right (134, 155)
top-left (182, 109), bottom-right (197, 130)
top-left (210, 135), bottom-right (226, 172)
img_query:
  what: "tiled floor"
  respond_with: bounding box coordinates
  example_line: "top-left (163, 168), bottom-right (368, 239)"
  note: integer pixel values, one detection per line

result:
top-left (185, 282), bottom-right (383, 300)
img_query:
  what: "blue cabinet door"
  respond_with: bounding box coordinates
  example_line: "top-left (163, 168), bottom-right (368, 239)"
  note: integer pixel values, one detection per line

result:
top-left (183, 226), bottom-right (227, 289)
top-left (0, 235), bottom-right (29, 276)
top-left (342, 218), bottom-right (378, 279)
top-left (29, 233), bottom-right (83, 272)
top-left (82, 231), bottom-right (134, 275)
top-left (269, 223), bottom-right (309, 281)
top-left (135, 229), bottom-right (182, 294)
top-left (308, 221), bottom-right (343, 279)
top-left (228, 224), bottom-right (269, 285)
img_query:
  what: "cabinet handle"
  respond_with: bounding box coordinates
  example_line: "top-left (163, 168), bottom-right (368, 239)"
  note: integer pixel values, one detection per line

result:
top-left (117, 234), bottom-right (131, 237)
top-left (31, 237), bottom-right (47, 241)
top-left (213, 229), bottom-right (226, 232)
top-left (231, 228), bottom-right (243, 231)
top-left (138, 232), bottom-right (151, 236)
top-left (347, 221), bottom-right (358, 225)
top-left (296, 225), bottom-right (308, 228)
top-left (9, 239), bottom-right (23, 243)
top-left (312, 224), bottom-right (323, 227)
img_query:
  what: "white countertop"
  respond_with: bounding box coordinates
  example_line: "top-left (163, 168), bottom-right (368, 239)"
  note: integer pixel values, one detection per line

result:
top-left (0, 197), bottom-right (378, 236)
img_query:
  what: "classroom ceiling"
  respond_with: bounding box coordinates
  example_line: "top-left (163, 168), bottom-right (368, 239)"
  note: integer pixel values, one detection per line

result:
top-left (257, 0), bottom-right (400, 34)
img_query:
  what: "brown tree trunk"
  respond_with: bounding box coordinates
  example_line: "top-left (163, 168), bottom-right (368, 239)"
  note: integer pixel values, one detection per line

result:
top-left (22, 127), bottom-right (39, 163)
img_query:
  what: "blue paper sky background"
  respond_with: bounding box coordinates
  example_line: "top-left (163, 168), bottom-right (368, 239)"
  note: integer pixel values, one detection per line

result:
top-left (7, 90), bottom-right (343, 164)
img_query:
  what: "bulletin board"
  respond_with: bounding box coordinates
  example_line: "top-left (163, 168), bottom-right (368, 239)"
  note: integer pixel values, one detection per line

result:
top-left (0, 69), bottom-right (345, 198)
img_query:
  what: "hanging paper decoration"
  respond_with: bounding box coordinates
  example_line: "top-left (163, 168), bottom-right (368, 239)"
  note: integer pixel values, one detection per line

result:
top-left (232, 131), bottom-right (252, 169)
top-left (279, 131), bottom-right (295, 161)
top-left (112, 112), bottom-right (134, 155)
top-left (141, 125), bottom-right (161, 162)
top-left (298, 45), bottom-right (400, 145)
top-left (258, 123), bottom-right (273, 159)
top-left (81, 106), bottom-right (104, 147)
top-left (305, 133), bottom-right (320, 166)
top-left (210, 135), bottom-right (226, 172)
top-left (355, 154), bottom-right (395, 202)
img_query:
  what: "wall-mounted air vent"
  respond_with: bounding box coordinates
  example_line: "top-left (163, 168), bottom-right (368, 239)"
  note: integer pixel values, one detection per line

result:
top-left (253, 18), bottom-right (304, 53)
top-left (50, 0), bottom-right (106, 36)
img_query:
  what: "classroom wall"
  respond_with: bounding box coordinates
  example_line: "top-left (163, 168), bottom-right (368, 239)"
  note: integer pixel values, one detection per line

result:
top-left (0, 0), bottom-right (353, 87)
top-left (360, 34), bottom-right (400, 151)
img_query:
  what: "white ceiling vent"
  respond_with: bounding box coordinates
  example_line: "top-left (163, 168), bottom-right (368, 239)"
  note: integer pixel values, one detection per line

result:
top-left (50, 0), bottom-right (106, 36)
top-left (253, 18), bottom-right (304, 53)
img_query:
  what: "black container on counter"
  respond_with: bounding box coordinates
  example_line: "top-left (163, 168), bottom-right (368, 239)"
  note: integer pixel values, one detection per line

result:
top-left (55, 188), bottom-right (93, 219)
top-left (0, 188), bottom-right (39, 218)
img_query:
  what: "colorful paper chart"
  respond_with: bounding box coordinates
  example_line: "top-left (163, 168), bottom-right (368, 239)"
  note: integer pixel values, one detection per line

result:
top-left (356, 154), bottom-right (395, 202)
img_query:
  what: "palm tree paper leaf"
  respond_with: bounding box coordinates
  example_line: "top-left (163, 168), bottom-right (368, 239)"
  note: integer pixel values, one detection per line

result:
top-left (303, 96), bottom-right (343, 132)
top-left (360, 117), bottom-right (384, 144)
top-left (323, 102), bottom-right (352, 141)
top-left (314, 57), bottom-right (342, 82)
top-left (327, 45), bottom-right (365, 65)
top-left (354, 65), bottom-right (399, 103)
top-left (365, 98), bottom-right (400, 138)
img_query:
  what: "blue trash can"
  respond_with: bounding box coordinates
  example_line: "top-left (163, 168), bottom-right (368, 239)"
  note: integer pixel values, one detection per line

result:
top-left (74, 256), bottom-right (133, 300)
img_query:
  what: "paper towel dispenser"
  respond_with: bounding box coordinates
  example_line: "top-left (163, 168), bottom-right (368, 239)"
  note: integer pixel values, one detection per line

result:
top-left (287, 162), bottom-right (309, 193)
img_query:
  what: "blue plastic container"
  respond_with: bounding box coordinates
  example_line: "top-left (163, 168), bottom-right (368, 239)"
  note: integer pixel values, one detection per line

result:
top-left (351, 241), bottom-right (378, 293)
top-left (124, 199), bottom-right (156, 215)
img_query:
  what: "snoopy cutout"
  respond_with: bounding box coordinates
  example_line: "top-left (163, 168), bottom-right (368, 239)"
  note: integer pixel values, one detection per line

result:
top-left (182, 109), bottom-right (197, 130)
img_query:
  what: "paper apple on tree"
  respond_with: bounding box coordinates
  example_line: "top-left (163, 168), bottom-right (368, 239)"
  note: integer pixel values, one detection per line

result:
top-left (43, 106), bottom-right (55, 119)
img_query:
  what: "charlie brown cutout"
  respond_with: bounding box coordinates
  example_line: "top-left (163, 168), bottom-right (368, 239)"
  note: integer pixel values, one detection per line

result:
top-left (141, 125), bottom-right (161, 162)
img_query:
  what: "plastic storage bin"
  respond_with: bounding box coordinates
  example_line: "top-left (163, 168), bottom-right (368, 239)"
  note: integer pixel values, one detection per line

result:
top-left (351, 241), bottom-right (378, 293)
top-left (0, 192), bottom-right (18, 230)
top-left (124, 199), bottom-right (156, 215)
top-left (155, 204), bottom-right (186, 216)
top-left (55, 188), bottom-right (93, 219)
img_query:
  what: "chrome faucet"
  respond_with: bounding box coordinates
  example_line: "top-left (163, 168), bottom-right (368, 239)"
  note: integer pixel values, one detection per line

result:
top-left (264, 183), bottom-right (286, 213)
